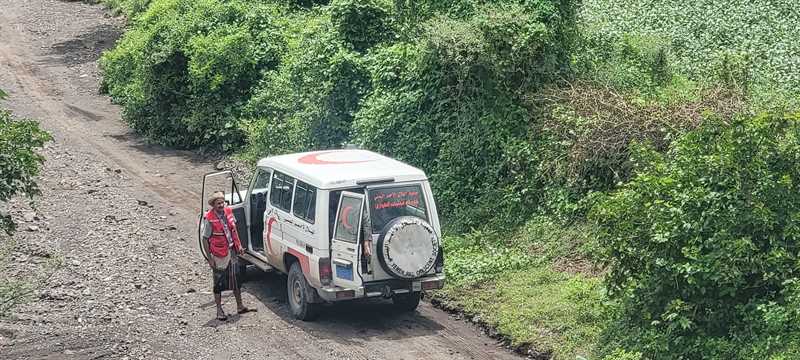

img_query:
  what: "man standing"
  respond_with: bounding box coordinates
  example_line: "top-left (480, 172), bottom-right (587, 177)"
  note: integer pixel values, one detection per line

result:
top-left (201, 191), bottom-right (253, 320)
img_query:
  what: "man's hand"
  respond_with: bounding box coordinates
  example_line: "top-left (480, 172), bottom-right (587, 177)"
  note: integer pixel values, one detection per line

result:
top-left (207, 257), bottom-right (215, 269)
top-left (362, 240), bottom-right (373, 257)
top-left (238, 248), bottom-right (245, 255)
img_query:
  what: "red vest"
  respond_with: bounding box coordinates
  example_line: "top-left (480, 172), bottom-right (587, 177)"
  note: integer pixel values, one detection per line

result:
top-left (205, 207), bottom-right (242, 257)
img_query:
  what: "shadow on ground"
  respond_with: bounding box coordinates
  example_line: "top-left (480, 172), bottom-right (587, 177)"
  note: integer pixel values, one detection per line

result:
top-left (240, 267), bottom-right (445, 347)
top-left (45, 24), bottom-right (122, 66)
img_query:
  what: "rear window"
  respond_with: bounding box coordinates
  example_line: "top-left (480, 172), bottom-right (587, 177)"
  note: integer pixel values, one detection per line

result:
top-left (367, 184), bottom-right (428, 233)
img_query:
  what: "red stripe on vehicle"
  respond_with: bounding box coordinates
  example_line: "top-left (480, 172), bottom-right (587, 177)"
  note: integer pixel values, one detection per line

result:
top-left (287, 248), bottom-right (310, 276)
top-left (265, 217), bottom-right (277, 255)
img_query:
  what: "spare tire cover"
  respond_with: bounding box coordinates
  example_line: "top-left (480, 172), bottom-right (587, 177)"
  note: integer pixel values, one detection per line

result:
top-left (377, 216), bottom-right (440, 279)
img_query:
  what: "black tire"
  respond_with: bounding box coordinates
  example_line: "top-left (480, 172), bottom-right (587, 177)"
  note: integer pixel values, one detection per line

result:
top-left (287, 262), bottom-right (319, 321)
top-left (393, 291), bottom-right (422, 312)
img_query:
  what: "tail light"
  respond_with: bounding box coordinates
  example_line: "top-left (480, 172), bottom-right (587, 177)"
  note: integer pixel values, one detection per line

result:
top-left (319, 258), bottom-right (332, 286)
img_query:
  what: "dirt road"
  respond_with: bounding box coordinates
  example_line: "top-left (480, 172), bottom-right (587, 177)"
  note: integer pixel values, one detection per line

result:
top-left (0, 1), bottom-right (522, 359)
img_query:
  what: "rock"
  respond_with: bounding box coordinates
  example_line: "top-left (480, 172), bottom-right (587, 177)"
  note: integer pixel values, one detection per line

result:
top-left (64, 349), bottom-right (75, 355)
top-left (26, 225), bottom-right (40, 232)
top-left (185, 288), bottom-right (196, 294)
top-left (23, 212), bottom-right (36, 222)
top-left (136, 199), bottom-right (148, 206)
top-left (114, 169), bottom-right (122, 174)
top-left (214, 162), bottom-right (225, 171)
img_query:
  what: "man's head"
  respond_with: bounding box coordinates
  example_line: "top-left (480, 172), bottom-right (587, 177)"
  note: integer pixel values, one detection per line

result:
top-left (208, 191), bottom-right (226, 211)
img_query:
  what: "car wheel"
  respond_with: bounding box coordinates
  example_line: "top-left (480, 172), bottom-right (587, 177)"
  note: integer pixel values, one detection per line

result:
top-left (287, 262), bottom-right (319, 321)
top-left (393, 291), bottom-right (421, 312)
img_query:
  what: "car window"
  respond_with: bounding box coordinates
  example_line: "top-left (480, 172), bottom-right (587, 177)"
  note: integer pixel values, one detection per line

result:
top-left (335, 195), bottom-right (363, 243)
top-left (368, 184), bottom-right (428, 233)
top-left (252, 168), bottom-right (271, 193)
top-left (293, 180), bottom-right (316, 223)
top-left (269, 171), bottom-right (295, 212)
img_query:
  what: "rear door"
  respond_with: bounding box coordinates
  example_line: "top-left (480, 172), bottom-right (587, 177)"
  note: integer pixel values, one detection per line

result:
top-left (331, 192), bottom-right (365, 289)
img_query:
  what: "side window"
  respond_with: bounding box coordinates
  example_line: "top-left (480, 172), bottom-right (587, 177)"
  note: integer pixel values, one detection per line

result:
top-left (293, 181), bottom-right (316, 223)
top-left (269, 172), bottom-right (295, 212)
top-left (251, 168), bottom-right (271, 193)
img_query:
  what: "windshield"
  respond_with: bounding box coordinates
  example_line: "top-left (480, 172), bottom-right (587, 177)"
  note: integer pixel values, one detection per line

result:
top-left (367, 184), bottom-right (428, 233)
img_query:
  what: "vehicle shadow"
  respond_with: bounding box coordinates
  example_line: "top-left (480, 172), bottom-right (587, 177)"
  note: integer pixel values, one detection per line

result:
top-left (240, 268), bottom-right (446, 347)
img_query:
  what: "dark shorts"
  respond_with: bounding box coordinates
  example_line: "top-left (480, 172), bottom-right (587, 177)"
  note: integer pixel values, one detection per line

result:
top-left (212, 256), bottom-right (240, 294)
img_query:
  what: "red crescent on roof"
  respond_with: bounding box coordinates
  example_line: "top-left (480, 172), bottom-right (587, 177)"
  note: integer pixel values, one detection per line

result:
top-left (298, 151), bottom-right (377, 165)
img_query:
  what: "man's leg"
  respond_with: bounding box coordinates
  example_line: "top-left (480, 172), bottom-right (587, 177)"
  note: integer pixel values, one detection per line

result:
top-left (213, 269), bottom-right (227, 319)
top-left (214, 292), bottom-right (225, 318)
top-left (233, 286), bottom-right (245, 311)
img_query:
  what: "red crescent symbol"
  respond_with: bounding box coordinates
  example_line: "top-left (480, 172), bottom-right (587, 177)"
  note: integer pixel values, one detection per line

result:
top-left (341, 206), bottom-right (353, 230)
top-left (266, 217), bottom-right (277, 255)
top-left (298, 151), bottom-right (376, 165)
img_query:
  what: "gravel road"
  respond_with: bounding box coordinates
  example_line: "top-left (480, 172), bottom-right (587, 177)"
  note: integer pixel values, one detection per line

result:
top-left (0, 1), bottom-right (523, 359)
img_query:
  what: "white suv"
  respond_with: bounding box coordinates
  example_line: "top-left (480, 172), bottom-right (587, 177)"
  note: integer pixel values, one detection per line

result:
top-left (200, 150), bottom-right (445, 320)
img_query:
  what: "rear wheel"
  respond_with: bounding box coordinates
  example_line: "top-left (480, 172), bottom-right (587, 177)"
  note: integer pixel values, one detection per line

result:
top-left (393, 291), bottom-right (422, 312)
top-left (287, 262), bottom-right (319, 321)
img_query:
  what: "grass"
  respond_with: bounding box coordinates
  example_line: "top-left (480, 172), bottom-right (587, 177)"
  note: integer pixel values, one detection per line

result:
top-left (0, 235), bottom-right (31, 318)
top-left (433, 264), bottom-right (607, 359)
top-left (432, 218), bottom-right (609, 359)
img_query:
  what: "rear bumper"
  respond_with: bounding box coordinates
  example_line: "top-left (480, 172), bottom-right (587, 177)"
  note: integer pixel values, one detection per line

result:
top-left (316, 274), bottom-right (445, 302)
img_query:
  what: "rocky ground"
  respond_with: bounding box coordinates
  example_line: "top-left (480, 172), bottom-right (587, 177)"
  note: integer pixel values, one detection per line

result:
top-left (0, 0), bottom-right (523, 359)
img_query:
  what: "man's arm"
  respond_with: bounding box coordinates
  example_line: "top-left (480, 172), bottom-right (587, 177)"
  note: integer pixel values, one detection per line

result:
top-left (200, 218), bottom-right (214, 267)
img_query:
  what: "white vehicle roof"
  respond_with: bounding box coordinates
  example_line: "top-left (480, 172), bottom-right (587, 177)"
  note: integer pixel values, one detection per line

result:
top-left (257, 149), bottom-right (428, 189)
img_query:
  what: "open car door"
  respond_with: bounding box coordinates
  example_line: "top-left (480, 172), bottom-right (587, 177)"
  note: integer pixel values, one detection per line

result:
top-left (198, 171), bottom-right (245, 260)
top-left (331, 192), bottom-right (365, 289)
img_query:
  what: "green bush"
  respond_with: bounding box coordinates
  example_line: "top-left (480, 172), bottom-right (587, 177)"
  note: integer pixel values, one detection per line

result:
top-left (100, 0), bottom-right (285, 150)
top-left (353, 2), bottom-right (575, 230)
top-left (243, 11), bottom-right (371, 158)
top-left (593, 113), bottom-right (800, 358)
top-left (330, 0), bottom-right (394, 52)
top-left (0, 90), bottom-right (51, 234)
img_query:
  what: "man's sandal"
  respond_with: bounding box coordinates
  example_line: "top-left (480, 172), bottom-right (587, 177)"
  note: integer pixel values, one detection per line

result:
top-left (217, 312), bottom-right (228, 321)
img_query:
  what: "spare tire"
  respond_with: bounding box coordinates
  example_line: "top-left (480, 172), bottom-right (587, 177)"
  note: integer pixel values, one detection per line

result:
top-left (377, 216), bottom-right (440, 279)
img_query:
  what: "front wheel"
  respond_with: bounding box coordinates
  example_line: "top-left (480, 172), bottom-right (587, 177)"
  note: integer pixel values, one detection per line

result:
top-left (287, 262), bottom-right (319, 321)
top-left (393, 291), bottom-right (422, 312)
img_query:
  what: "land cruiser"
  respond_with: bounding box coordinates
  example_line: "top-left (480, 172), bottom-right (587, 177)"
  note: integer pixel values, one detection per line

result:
top-left (199, 150), bottom-right (445, 320)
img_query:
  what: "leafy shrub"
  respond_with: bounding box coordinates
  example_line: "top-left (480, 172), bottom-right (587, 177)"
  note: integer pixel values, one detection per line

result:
top-left (330, 0), bottom-right (394, 52)
top-left (0, 90), bottom-right (51, 234)
top-left (353, 2), bottom-right (575, 230)
top-left (100, 0), bottom-right (285, 150)
top-left (243, 12), bottom-right (370, 158)
top-left (592, 113), bottom-right (800, 358)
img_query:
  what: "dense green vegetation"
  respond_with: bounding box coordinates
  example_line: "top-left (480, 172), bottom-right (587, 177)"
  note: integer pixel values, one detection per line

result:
top-left (0, 88), bottom-right (51, 316)
top-left (99, 0), bottom-right (799, 358)
top-left (0, 89), bottom-right (51, 235)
